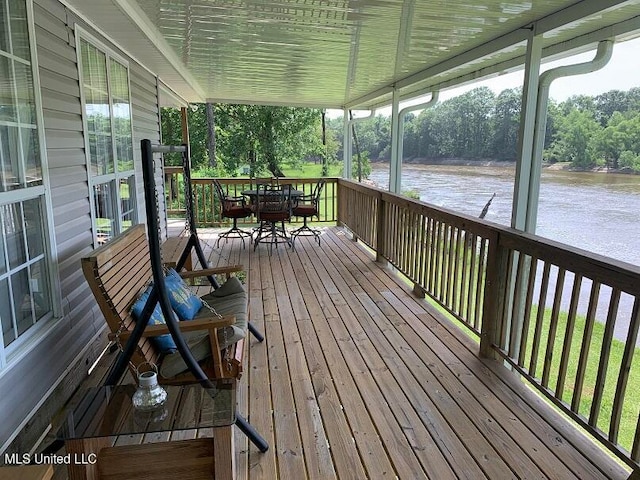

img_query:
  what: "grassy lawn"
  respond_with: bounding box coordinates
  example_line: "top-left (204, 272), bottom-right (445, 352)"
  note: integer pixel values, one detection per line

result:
top-left (523, 305), bottom-right (640, 453)
top-left (281, 162), bottom-right (342, 177)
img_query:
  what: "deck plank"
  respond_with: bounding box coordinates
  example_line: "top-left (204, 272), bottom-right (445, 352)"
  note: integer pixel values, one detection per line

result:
top-left (334, 228), bottom-right (628, 480)
top-left (260, 251), bottom-right (308, 479)
top-left (52, 222), bottom-right (628, 480)
top-left (273, 250), bottom-right (338, 479)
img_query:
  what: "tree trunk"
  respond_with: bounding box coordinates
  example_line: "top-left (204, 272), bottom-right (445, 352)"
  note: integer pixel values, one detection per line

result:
top-left (205, 102), bottom-right (217, 168)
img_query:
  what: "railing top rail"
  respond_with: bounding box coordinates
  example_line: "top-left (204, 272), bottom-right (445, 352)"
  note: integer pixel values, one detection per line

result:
top-left (499, 228), bottom-right (640, 295)
top-left (338, 178), bottom-right (498, 237)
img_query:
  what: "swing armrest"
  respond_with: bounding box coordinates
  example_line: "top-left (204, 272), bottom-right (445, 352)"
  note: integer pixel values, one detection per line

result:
top-left (108, 316), bottom-right (236, 341)
top-left (178, 265), bottom-right (244, 280)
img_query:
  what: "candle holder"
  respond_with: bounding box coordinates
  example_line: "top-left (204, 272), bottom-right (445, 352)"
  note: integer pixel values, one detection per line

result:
top-left (132, 363), bottom-right (167, 411)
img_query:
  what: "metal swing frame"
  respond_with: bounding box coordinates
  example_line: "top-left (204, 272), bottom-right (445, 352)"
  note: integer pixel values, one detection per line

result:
top-left (104, 139), bottom-right (268, 452)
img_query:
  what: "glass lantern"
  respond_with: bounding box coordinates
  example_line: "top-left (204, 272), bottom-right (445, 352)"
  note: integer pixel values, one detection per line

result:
top-left (132, 364), bottom-right (167, 411)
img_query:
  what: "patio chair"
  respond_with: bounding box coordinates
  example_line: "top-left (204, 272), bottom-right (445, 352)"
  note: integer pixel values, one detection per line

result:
top-left (290, 179), bottom-right (325, 248)
top-left (253, 183), bottom-right (292, 253)
top-left (213, 179), bottom-right (253, 248)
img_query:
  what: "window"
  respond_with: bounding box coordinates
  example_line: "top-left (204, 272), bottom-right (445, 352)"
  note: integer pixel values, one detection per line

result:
top-left (78, 34), bottom-right (136, 244)
top-left (0, 0), bottom-right (53, 358)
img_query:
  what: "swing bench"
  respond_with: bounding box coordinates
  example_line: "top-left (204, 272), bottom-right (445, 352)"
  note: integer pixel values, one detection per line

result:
top-left (82, 223), bottom-right (246, 382)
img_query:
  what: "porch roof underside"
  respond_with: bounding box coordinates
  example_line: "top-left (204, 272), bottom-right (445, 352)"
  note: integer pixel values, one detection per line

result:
top-left (63, 0), bottom-right (640, 109)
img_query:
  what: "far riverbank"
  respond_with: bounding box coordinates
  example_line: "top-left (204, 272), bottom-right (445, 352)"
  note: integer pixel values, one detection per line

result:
top-left (371, 158), bottom-right (640, 174)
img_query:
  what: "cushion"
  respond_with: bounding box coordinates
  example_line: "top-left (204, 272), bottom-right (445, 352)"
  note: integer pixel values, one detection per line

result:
top-left (210, 276), bottom-right (245, 297)
top-left (159, 281), bottom-right (247, 379)
top-left (131, 287), bottom-right (177, 354)
top-left (165, 268), bottom-right (202, 320)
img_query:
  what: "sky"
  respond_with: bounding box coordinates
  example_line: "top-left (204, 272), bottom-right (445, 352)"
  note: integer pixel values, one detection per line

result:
top-left (328, 37), bottom-right (640, 118)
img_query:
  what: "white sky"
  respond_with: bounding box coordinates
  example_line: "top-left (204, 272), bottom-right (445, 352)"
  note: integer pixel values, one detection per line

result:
top-left (328, 37), bottom-right (640, 118)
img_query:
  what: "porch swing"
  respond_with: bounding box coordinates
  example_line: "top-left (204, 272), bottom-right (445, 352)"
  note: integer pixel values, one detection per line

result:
top-left (95, 139), bottom-right (268, 452)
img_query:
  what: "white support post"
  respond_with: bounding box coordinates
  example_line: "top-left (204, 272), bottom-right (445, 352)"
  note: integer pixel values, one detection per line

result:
top-left (511, 29), bottom-right (542, 232)
top-left (389, 88), bottom-right (402, 193)
top-left (342, 109), bottom-right (352, 179)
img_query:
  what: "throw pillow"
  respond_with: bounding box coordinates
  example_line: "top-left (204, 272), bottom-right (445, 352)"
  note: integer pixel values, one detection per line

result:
top-left (131, 287), bottom-right (177, 353)
top-left (165, 268), bottom-right (203, 320)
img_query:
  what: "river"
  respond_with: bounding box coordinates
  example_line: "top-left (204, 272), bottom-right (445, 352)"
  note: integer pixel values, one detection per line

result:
top-left (369, 162), bottom-right (640, 345)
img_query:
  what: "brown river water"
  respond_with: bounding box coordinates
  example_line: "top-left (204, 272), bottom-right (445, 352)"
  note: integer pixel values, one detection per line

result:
top-left (370, 163), bottom-right (640, 345)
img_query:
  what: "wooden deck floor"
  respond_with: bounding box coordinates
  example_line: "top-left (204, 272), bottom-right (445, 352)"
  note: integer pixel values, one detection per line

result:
top-left (192, 224), bottom-right (629, 480)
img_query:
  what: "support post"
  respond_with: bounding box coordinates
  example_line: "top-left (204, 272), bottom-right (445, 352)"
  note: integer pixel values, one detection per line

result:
top-left (511, 29), bottom-right (542, 232)
top-left (389, 88), bottom-right (402, 193)
top-left (480, 233), bottom-right (509, 359)
top-left (375, 192), bottom-right (386, 264)
top-left (342, 109), bottom-right (352, 180)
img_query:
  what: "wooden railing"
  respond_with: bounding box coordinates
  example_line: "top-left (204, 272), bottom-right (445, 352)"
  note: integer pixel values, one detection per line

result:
top-left (162, 173), bottom-right (338, 226)
top-left (337, 178), bottom-right (640, 471)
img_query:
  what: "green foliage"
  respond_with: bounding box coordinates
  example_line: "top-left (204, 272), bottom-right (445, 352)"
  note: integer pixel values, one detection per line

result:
top-left (353, 150), bottom-right (371, 181)
top-left (547, 108), bottom-right (602, 168)
top-left (402, 188), bottom-right (420, 200)
top-left (162, 104), bottom-right (324, 177)
top-left (618, 150), bottom-right (640, 172)
top-left (165, 86), bottom-right (640, 177)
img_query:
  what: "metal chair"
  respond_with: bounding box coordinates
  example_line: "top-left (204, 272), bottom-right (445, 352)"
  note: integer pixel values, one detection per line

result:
top-left (290, 179), bottom-right (325, 248)
top-left (253, 184), bottom-right (292, 253)
top-left (213, 179), bottom-right (253, 248)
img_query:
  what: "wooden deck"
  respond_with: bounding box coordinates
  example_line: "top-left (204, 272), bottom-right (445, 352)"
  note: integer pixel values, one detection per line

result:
top-left (196, 224), bottom-right (629, 480)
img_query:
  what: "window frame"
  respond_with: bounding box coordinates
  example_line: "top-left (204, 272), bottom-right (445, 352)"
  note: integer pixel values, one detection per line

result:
top-left (0, 0), bottom-right (61, 371)
top-left (75, 27), bottom-right (137, 247)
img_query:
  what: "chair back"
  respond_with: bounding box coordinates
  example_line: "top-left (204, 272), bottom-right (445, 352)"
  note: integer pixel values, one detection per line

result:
top-left (212, 179), bottom-right (227, 211)
top-left (313, 179), bottom-right (326, 204)
top-left (256, 184), bottom-right (291, 221)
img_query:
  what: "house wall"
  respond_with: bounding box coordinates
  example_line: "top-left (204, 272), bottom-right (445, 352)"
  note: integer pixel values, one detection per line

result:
top-left (0, 0), bottom-right (164, 453)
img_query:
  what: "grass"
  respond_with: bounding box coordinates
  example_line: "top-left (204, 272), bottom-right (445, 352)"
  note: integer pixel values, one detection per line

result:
top-left (523, 305), bottom-right (640, 454)
top-left (281, 162), bottom-right (342, 177)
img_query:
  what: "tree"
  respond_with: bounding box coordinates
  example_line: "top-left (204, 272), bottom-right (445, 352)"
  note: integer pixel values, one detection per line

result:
top-left (547, 108), bottom-right (602, 168)
top-left (213, 105), bottom-right (323, 177)
top-left (595, 112), bottom-right (640, 168)
top-left (492, 87), bottom-right (521, 160)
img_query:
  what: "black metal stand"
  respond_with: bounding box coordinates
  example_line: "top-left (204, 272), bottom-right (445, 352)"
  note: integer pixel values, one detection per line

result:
top-left (176, 143), bottom-right (264, 342)
top-left (106, 139), bottom-right (268, 453)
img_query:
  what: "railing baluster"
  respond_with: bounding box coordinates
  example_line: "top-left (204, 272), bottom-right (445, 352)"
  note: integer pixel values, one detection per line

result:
top-left (416, 214), bottom-right (426, 290)
top-left (459, 229), bottom-right (469, 316)
top-left (499, 249), bottom-right (516, 352)
top-left (589, 288), bottom-right (621, 427)
top-left (428, 217), bottom-right (437, 293)
top-left (433, 220), bottom-right (442, 299)
top-left (508, 252), bottom-right (526, 357)
top-left (542, 267), bottom-right (566, 388)
top-left (609, 297), bottom-right (640, 443)
top-left (518, 256), bottom-right (538, 367)
top-left (572, 281), bottom-right (601, 412)
top-left (632, 412), bottom-right (640, 462)
top-left (443, 224), bottom-right (452, 305)
top-left (467, 233), bottom-right (478, 325)
top-left (452, 227), bottom-right (462, 314)
top-left (474, 237), bottom-right (488, 334)
top-left (529, 262), bottom-right (551, 378)
top-left (556, 273), bottom-right (582, 400)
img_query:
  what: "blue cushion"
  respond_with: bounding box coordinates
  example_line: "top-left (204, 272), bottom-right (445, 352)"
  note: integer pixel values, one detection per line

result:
top-left (131, 287), bottom-right (177, 353)
top-left (165, 269), bottom-right (203, 320)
